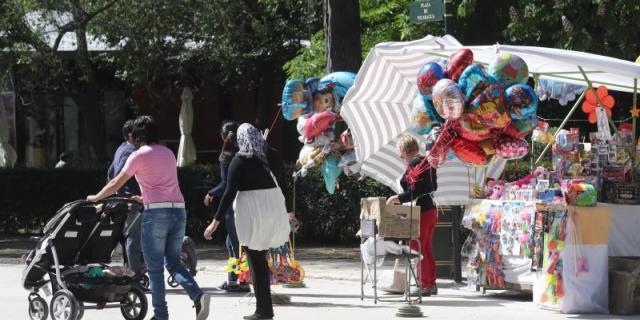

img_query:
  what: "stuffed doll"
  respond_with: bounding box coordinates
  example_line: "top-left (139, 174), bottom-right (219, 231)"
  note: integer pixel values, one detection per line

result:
top-left (489, 181), bottom-right (505, 200)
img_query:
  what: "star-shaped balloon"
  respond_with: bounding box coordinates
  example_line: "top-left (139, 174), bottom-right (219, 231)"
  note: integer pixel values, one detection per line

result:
top-left (630, 105), bottom-right (640, 118)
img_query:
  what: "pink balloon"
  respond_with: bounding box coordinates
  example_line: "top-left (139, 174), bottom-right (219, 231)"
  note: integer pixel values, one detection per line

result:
top-left (303, 111), bottom-right (336, 140)
top-left (432, 79), bottom-right (464, 120)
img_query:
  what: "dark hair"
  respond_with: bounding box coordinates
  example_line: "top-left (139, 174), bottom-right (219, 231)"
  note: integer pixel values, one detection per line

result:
top-left (122, 119), bottom-right (135, 140)
top-left (219, 120), bottom-right (239, 164)
top-left (132, 115), bottom-right (159, 146)
top-left (220, 120), bottom-right (239, 140)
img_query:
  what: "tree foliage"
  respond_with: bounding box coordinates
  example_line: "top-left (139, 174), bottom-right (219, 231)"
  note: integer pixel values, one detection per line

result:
top-left (505, 0), bottom-right (640, 61)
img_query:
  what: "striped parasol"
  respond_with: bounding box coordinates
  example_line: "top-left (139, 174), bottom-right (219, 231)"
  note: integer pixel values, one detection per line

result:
top-left (341, 35), bottom-right (504, 205)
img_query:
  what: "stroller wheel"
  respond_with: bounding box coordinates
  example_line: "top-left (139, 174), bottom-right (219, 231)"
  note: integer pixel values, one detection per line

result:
top-left (167, 275), bottom-right (179, 288)
top-left (120, 287), bottom-right (148, 320)
top-left (50, 290), bottom-right (78, 320)
top-left (28, 295), bottom-right (48, 320)
top-left (75, 301), bottom-right (84, 320)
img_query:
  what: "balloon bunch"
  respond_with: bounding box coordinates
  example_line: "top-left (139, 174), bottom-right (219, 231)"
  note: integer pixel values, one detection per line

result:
top-left (408, 50), bottom-right (538, 181)
top-left (280, 71), bottom-right (358, 194)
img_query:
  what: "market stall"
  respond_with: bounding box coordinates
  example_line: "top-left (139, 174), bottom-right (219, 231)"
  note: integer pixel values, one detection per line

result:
top-left (338, 35), bottom-right (640, 314)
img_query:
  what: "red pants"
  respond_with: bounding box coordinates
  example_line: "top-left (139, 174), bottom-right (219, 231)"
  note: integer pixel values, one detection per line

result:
top-left (410, 208), bottom-right (438, 288)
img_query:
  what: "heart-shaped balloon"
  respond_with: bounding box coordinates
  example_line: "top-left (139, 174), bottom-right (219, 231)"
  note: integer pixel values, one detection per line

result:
top-left (456, 115), bottom-right (491, 141)
top-left (411, 94), bottom-right (442, 135)
top-left (478, 138), bottom-right (496, 155)
top-left (458, 64), bottom-right (494, 100)
top-left (445, 49), bottom-right (474, 82)
top-left (432, 79), bottom-right (465, 120)
top-left (417, 62), bottom-right (444, 97)
top-left (502, 113), bottom-right (538, 139)
top-left (451, 137), bottom-right (488, 166)
top-left (488, 53), bottom-right (529, 86)
top-left (506, 83), bottom-right (538, 120)
top-left (468, 83), bottom-right (511, 129)
top-left (495, 135), bottom-right (528, 160)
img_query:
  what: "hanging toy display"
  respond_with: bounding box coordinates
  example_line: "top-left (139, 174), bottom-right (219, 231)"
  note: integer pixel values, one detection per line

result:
top-left (280, 71), bottom-right (358, 193)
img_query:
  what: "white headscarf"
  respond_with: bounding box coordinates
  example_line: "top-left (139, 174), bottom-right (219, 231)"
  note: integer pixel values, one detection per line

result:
top-left (236, 123), bottom-right (268, 163)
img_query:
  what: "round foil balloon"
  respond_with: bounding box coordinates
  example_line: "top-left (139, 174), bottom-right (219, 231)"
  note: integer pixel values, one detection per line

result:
top-left (451, 137), bottom-right (488, 166)
top-left (502, 113), bottom-right (537, 139)
top-left (488, 53), bottom-right (529, 86)
top-left (411, 94), bottom-right (442, 135)
top-left (468, 83), bottom-right (511, 129)
top-left (495, 136), bottom-right (528, 160)
top-left (432, 79), bottom-right (465, 120)
top-left (456, 116), bottom-right (491, 142)
top-left (445, 49), bottom-right (474, 82)
top-left (417, 62), bottom-right (444, 97)
top-left (506, 83), bottom-right (538, 120)
top-left (458, 64), bottom-right (493, 100)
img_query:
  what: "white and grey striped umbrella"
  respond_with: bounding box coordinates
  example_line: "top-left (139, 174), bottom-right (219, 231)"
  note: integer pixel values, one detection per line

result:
top-left (341, 35), bottom-right (505, 206)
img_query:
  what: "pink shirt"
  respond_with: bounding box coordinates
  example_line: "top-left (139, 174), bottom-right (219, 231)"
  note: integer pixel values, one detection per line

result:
top-left (122, 145), bottom-right (184, 205)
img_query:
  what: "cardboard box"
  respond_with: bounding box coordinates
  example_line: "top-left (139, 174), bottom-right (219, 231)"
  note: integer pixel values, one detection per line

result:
top-left (379, 204), bottom-right (421, 239)
top-left (360, 197), bottom-right (421, 239)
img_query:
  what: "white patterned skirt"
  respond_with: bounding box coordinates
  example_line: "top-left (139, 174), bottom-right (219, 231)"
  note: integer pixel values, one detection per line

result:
top-left (233, 187), bottom-right (291, 251)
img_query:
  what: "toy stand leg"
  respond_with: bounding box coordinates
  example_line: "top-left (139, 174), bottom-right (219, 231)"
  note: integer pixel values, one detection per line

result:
top-left (359, 219), bottom-right (378, 303)
top-left (404, 239), bottom-right (422, 304)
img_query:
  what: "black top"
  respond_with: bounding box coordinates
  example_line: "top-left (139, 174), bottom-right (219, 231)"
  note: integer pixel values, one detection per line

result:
top-left (398, 156), bottom-right (438, 211)
top-left (213, 148), bottom-right (290, 221)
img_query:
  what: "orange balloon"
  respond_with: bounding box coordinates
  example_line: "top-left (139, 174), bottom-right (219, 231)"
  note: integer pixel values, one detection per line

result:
top-left (601, 95), bottom-right (615, 109)
top-left (582, 101), bottom-right (596, 113)
top-left (588, 112), bottom-right (597, 124)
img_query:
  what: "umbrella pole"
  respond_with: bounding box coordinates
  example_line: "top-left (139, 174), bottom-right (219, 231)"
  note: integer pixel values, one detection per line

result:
top-left (577, 66), bottom-right (618, 135)
top-left (633, 79), bottom-right (638, 146)
top-left (535, 90), bottom-right (586, 165)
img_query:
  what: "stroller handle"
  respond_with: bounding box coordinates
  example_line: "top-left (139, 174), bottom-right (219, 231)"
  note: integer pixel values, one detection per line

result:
top-left (88, 197), bottom-right (144, 212)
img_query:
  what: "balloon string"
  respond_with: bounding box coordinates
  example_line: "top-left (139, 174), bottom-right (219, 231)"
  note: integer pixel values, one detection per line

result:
top-left (407, 121), bottom-right (456, 188)
top-left (266, 107), bottom-right (282, 141)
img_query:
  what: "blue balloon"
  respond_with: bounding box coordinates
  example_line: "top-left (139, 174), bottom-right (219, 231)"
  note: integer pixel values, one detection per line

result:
top-left (318, 72), bottom-right (356, 110)
top-left (505, 83), bottom-right (538, 120)
top-left (280, 79), bottom-right (311, 120)
top-left (322, 155), bottom-right (341, 194)
top-left (458, 64), bottom-right (495, 100)
top-left (411, 94), bottom-right (443, 135)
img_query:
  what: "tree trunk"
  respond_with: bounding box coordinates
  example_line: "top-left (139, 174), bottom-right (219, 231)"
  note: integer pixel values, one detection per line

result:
top-left (74, 24), bottom-right (107, 162)
top-left (324, 0), bottom-right (362, 73)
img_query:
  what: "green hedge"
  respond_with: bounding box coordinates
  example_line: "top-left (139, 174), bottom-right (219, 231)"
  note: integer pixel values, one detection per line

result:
top-left (0, 162), bottom-right (531, 244)
top-left (0, 165), bottom-right (393, 244)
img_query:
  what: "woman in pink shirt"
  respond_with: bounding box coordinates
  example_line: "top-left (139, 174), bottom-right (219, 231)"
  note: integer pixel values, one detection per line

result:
top-left (87, 116), bottom-right (210, 320)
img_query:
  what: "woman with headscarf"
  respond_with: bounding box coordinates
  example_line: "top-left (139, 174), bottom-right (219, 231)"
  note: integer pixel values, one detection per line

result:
top-left (203, 123), bottom-right (290, 320)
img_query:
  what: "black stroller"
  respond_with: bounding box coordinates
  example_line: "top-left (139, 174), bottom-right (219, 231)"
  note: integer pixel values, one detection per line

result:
top-left (22, 198), bottom-right (148, 320)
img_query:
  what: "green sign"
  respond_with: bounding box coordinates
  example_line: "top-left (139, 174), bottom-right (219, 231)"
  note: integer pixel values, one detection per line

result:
top-left (409, 0), bottom-right (444, 23)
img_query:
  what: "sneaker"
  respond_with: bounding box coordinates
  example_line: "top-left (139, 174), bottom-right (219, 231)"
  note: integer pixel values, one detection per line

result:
top-left (243, 314), bottom-right (273, 320)
top-left (194, 293), bottom-right (211, 320)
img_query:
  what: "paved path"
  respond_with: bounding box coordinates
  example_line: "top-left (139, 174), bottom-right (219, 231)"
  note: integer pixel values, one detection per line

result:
top-left (2, 238), bottom-right (635, 319)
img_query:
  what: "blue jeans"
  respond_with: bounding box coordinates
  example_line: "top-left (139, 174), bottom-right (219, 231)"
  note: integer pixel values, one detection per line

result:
top-left (141, 208), bottom-right (203, 320)
top-left (224, 207), bottom-right (240, 283)
top-left (124, 210), bottom-right (144, 278)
